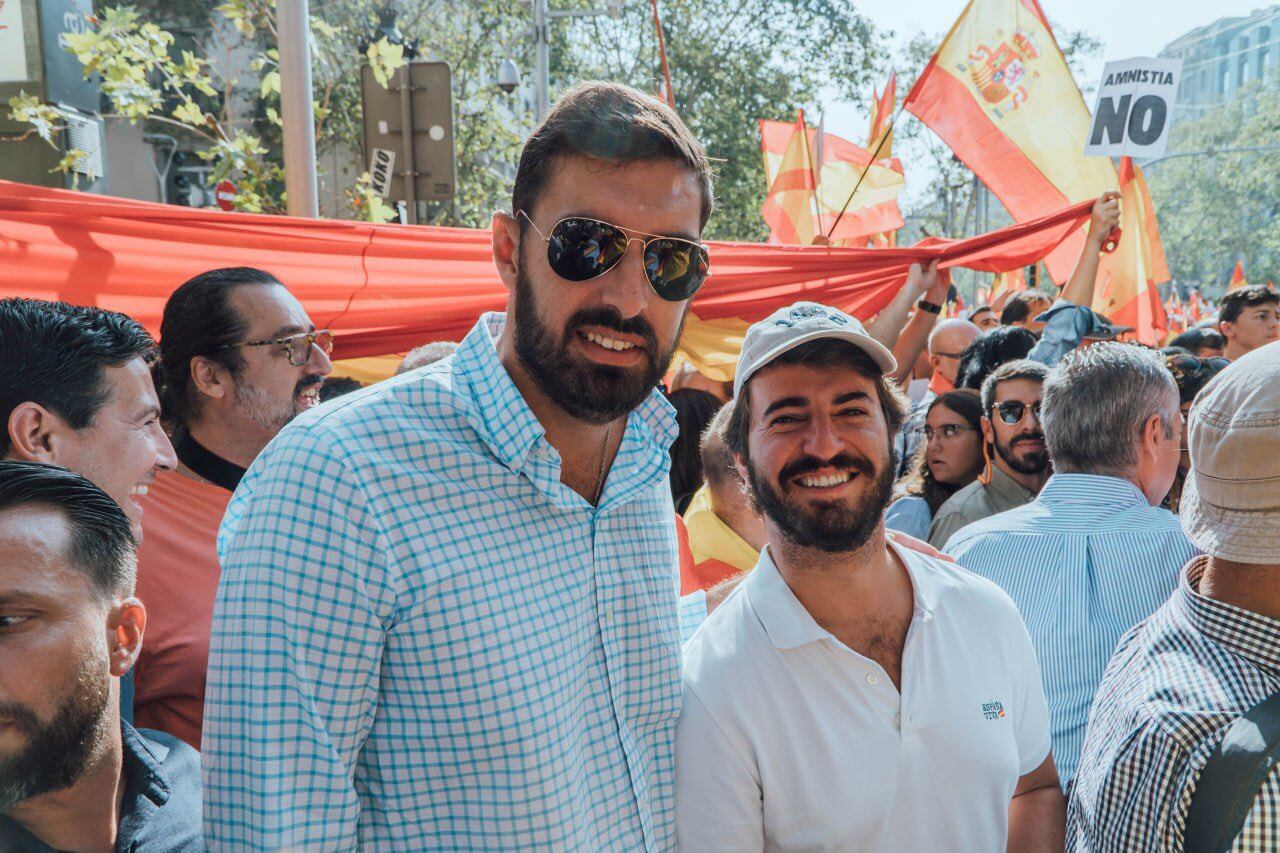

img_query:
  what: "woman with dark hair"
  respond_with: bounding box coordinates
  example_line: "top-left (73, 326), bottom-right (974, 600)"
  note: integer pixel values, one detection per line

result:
top-left (1164, 352), bottom-right (1229, 512)
top-left (667, 388), bottom-right (722, 514)
top-left (955, 326), bottom-right (1037, 390)
top-left (885, 389), bottom-right (985, 539)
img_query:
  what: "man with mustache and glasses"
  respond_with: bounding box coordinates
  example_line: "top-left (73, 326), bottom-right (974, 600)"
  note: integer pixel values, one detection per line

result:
top-left (927, 359), bottom-right (1051, 548)
top-left (0, 463), bottom-right (200, 852)
top-left (675, 302), bottom-right (1064, 851)
top-left (945, 344), bottom-right (1191, 790)
top-left (130, 267), bottom-right (332, 750)
top-left (203, 83), bottom-right (715, 851)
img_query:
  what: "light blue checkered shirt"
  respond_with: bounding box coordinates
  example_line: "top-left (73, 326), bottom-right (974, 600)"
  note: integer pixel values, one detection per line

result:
top-left (203, 313), bottom-right (697, 851)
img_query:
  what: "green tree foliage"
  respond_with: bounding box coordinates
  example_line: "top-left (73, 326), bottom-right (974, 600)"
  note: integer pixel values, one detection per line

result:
top-left (550, 0), bottom-right (882, 241)
top-left (1145, 83), bottom-right (1280, 290)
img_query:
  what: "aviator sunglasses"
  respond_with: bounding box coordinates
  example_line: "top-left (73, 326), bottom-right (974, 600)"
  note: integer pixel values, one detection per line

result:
top-left (518, 211), bottom-right (710, 302)
top-left (991, 400), bottom-right (1042, 425)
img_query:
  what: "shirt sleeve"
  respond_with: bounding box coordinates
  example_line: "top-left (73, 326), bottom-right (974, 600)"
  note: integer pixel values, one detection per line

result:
top-left (678, 590), bottom-right (708, 645)
top-left (675, 686), bottom-right (764, 852)
top-left (203, 424), bottom-right (396, 851)
top-left (1009, 608), bottom-right (1053, 777)
top-left (1028, 300), bottom-right (1091, 366)
top-left (927, 505), bottom-right (968, 549)
top-left (885, 497), bottom-right (932, 541)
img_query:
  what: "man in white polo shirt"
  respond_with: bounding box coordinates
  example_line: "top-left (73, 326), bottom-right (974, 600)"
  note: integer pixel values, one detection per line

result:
top-left (675, 301), bottom-right (1065, 851)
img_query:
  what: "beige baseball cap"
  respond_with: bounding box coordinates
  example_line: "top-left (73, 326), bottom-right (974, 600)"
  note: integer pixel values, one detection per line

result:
top-left (733, 302), bottom-right (897, 398)
top-left (1180, 339), bottom-right (1280, 564)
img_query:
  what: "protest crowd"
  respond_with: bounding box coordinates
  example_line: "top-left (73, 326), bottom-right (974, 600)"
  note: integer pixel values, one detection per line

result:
top-left (1, 80), bottom-right (1279, 853)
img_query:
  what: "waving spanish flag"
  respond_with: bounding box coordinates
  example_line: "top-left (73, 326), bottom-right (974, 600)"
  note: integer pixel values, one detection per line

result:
top-left (1228, 259), bottom-right (1247, 291)
top-left (760, 114), bottom-right (905, 245)
top-left (1094, 158), bottom-right (1168, 345)
top-left (902, 0), bottom-right (1115, 283)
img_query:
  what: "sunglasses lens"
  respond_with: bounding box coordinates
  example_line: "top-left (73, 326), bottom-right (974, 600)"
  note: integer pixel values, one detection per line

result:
top-left (547, 218), bottom-right (628, 281)
top-left (644, 240), bottom-right (709, 302)
top-left (997, 403), bottom-right (1024, 424)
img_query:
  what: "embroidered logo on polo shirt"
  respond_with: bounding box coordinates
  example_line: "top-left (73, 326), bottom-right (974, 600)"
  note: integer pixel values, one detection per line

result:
top-left (981, 701), bottom-right (1006, 720)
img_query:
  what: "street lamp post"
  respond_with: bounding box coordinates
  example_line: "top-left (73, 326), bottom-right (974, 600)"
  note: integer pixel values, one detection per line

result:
top-left (278, 0), bottom-right (319, 218)
top-left (524, 0), bottom-right (622, 121)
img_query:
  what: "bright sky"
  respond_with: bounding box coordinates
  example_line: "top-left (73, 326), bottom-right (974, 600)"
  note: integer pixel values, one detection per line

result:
top-left (821, 0), bottom-right (1276, 200)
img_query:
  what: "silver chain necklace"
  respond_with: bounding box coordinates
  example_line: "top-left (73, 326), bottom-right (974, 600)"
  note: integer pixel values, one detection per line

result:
top-left (591, 426), bottom-right (613, 506)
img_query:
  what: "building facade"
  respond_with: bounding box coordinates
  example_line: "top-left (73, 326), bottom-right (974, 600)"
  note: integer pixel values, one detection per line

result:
top-left (1161, 5), bottom-right (1280, 119)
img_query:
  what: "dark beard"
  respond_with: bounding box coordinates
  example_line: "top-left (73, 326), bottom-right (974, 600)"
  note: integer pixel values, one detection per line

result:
top-left (747, 449), bottom-right (897, 553)
top-left (995, 432), bottom-right (1049, 475)
top-left (512, 263), bottom-right (682, 425)
top-left (0, 662), bottom-right (109, 809)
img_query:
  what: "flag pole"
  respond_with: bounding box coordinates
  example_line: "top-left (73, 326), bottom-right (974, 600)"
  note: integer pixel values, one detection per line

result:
top-left (825, 101), bottom-right (906, 240)
top-left (651, 0), bottom-right (676, 108)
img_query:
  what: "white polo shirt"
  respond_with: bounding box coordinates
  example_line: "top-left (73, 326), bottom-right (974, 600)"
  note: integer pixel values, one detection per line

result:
top-left (675, 541), bottom-right (1051, 852)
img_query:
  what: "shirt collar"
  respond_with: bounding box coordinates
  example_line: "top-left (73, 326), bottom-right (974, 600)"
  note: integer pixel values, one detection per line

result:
top-left (1176, 556), bottom-right (1280, 675)
top-left (746, 541), bottom-right (945, 650)
top-left (451, 312), bottom-right (678, 495)
top-left (120, 720), bottom-right (172, 809)
top-left (1036, 473), bottom-right (1148, 507)
top-left (987, 462), bottom-right (1037, 504)
top-left (453, 313), bottom-right (550, 472)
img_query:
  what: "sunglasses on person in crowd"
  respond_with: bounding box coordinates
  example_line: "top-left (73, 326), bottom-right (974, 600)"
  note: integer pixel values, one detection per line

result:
top-left (519, 211), bottom-right (710, 302)
top-left (916, 423), bottom-right (978, 441)
top-left (216, 329), bottom-right (335, 366)
top-left (991, 400), bottom-right (1042, 425)
top-left (1166, 353), bottom-right (1230, 380)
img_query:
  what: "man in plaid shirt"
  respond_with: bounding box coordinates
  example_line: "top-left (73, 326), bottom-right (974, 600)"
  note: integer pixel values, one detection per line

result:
top-left (1068, 340), bottom-right (1280, 851)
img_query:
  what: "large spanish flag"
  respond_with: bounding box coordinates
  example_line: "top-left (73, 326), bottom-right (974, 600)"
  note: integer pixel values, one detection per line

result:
top-left (760, 116), bottom-right (905, 244)
top-left (902, 0), bottom-right (1116, 283)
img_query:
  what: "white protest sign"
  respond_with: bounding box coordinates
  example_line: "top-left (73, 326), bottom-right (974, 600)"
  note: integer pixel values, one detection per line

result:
top-left (0, 0), bottom-right (30, 83)
top-left (369, 147), bottom-right (396, 197)
top-left (1085, 57), bottom-right (1182, 159)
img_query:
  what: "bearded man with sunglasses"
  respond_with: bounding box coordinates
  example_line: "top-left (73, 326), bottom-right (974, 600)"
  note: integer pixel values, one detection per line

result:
top-left (203, 83), bottom-right (714, 851)
top-left (944, 344), bottom-right (1194, 789)
top-left (927, 359), bottom-right (1051, 548)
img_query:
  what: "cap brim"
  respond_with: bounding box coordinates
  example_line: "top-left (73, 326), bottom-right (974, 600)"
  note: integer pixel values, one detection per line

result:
top-left (734, 329), bottom-right (898, 398)
top-left (1181, 472), bottom-right (1280, 564)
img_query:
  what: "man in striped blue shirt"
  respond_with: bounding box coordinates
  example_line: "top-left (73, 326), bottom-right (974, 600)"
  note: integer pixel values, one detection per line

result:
top-left (202, 83), bottom-right (713, 850)
top-left (946, 343), bottom-right (1195, 788)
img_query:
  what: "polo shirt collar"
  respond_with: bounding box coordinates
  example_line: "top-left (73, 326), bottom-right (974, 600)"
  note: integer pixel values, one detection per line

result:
top-left (1037, 473), bottom-right (1148, 507)
top-left (1176, 556), bottom-right (1280, 676)
top-left (746, 541), bottom-right (946, 651)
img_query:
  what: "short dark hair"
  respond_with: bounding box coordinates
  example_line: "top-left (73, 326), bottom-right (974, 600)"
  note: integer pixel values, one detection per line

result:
top-left (0, 461), bottom-right (136, 598)
top-left (0, 299), bottom-right (155, 456)
top-left (157, 267), bottom-right (282, 426)
top-left (1218, 285), bottom-right (1279, 325)
top-left (1168, 328), bottom-right (1226, 355)
top-left (1000, 289), bottom-right (1054, 325)
top-left (980, 358), bottom-right (1050, 412)
top-left (956, 325), bottom-right (1038, 391)
top-left (667, 388), bottom-right (722, 513)
top-left (512, 81), bottom-right (714, 231)
top-left (318, 376), bottom-right (364, 403)
top-left (725, 339), bottom-right (909, 461)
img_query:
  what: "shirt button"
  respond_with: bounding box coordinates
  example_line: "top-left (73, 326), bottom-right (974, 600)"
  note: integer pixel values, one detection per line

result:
top-left (866, 674), bottom-right (879, 685)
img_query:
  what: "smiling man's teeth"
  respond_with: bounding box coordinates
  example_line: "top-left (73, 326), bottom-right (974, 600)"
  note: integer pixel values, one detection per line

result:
top-left (799, 472), bottom-right (852, 488)
top-left (130, 485), bottom-right (149, 496)
top-left (584, 331), bottom-right (636, 352)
